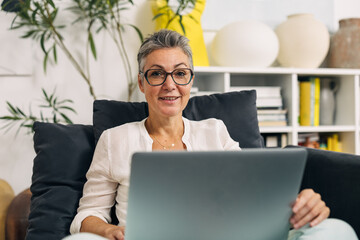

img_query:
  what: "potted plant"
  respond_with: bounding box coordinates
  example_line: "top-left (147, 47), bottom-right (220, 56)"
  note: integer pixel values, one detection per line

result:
top-left (0, 0), bottom-right (143, 133)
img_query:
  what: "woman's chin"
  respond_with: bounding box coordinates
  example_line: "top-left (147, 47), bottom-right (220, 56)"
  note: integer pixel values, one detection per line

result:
top-left (159, 107), bottom-right (183, 118)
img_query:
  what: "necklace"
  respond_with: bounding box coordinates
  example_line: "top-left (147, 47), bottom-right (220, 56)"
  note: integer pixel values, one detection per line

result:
top-left (152, 135), bottom-right (175, 150)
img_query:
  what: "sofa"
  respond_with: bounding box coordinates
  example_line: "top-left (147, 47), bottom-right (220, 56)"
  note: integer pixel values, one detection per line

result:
top-left (12, 90), bottom-right (359, 239)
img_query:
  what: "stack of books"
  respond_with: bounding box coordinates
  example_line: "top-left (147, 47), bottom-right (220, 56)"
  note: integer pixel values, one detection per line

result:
top-left (298, 132), bottom-right (343, 152)
top-left (299, 77), bottom-right (320, 126)
top-left (262, 133), bottom-right (288, 148)
top-left (230, 86), bottom-right (287, 127)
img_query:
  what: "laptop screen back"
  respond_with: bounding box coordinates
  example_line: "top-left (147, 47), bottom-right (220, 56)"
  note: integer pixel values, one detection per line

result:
top-left (126, 148), bottom-right (307, 240)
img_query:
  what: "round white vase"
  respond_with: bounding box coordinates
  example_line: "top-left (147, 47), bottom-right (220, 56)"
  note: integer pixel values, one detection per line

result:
top-left (275, 13), bottom-right (330, 68)
top-left (211, 21), bottom-right (279, 67)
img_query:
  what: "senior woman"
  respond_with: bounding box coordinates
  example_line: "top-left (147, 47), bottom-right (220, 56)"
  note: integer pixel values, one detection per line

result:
top-left (67, 30), bottom-right (357, 240)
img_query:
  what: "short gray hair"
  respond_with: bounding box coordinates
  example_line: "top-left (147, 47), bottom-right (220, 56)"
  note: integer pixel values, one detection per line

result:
top-left (137, 29), bottom-right (193, 73)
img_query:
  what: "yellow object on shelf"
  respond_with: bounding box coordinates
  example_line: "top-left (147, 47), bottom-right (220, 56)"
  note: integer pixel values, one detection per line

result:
top-left (151, 0), bottom-right (209, 66)
top-left (0, 179), bottom-right (15, 240)
top-left (299, 80), bottom-right (311, 126)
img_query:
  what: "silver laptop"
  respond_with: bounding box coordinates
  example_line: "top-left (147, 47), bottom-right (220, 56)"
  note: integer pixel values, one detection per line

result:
top-left (125, 148), bottom-right (307, 240)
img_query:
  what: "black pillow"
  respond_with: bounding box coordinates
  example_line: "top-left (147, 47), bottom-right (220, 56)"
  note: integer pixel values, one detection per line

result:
top-left (286, 146), bottom-right (360, 237)
top-left (27, 122), bottom-right (95, 240)
top-left (93, 91), bottom-right (264, 148)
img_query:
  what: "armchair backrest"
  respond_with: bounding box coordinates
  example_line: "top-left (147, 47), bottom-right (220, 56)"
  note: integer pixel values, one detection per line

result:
top-left (27, 91), bottom-right (263, 240)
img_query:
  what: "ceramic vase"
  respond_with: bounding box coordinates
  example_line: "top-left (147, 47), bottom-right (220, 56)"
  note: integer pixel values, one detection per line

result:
top-left (152, 0), bottom-right (209, 66)
top-left (275, 13), bottom-right (330, 68)
top-left (211, 20), bottom-right (279, 67)
top-left (320, 79), bottom-right (337, 125)
top-left (328, 18), bottom-right (360, 68)
top-left (5, 188), bottom-right (31, 240)
top-left (0, 179), bottom-right (14, 240)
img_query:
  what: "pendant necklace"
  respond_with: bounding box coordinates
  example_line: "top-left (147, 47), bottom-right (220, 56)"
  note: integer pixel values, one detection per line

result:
top-left (152, 135), bottom-right (175, 150)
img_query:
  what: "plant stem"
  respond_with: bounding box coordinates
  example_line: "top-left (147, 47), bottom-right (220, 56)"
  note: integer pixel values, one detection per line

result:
top-left (43, 0), bottom-right (97, 100)
top-left (109, 3), bottom-right (136, 101)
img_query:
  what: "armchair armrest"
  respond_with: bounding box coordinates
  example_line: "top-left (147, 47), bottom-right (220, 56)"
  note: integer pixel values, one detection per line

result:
top-left (285, 145), bottom-right (360, 236)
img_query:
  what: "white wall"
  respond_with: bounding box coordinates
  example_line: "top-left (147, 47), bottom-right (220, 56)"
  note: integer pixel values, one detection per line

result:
top-left (0, 0), bottom-right (359, 195)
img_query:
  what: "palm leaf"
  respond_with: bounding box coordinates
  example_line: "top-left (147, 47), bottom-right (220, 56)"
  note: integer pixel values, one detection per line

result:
top-left (88, 32), bottom-right (97, 59)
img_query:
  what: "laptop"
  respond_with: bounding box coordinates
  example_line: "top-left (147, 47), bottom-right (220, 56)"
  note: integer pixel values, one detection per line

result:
top-left (125, 148), bottom-right (307, 240)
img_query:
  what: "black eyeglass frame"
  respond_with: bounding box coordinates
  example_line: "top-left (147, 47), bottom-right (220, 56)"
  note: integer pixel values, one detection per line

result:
top-left (140, 68), bottom-right (194, 86)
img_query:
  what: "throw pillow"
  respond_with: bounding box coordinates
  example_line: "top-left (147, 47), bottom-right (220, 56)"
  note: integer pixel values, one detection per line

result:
top-left (27, 122), bottom-right (95, 240)
top-left (93, 91), bottom-right (263, 148)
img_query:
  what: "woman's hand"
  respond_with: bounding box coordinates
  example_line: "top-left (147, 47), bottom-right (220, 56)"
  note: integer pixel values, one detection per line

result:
top-left (103, 225), bottom-right (125, 240)
top-left (81, 216), bottom-right (125, 240)
top-left (290, 189), bottom-right (330, 229)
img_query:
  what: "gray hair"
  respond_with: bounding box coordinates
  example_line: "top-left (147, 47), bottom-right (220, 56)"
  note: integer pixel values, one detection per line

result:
top-left (137, 29), bottom-right (193, 73)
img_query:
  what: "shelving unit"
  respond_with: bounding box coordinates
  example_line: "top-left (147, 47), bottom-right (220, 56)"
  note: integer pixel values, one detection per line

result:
top-left (194, 66), bottom-right (360, 155)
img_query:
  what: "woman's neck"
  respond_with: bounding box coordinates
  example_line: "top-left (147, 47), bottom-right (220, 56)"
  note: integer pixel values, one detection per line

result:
top-left (145, 115), bottom-right (186, 150)
top-left (145, 114), bottom-right (184, 137)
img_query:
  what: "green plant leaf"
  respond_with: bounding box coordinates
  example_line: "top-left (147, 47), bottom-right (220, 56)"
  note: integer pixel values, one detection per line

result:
top-left (40, 32), bottom-right (47, 54)
top-left (21, 30), bottom-right (36, 38)
top-left (188, 14), bottom-right (198, 24)
top-left (60, 113), bottom-right (73, 124)
top-left (53, 45), bottom-right (57, 63)
top-left (179, 15), bottom-right (186, 35)
top-left (42, 88), bottom-right (49, 101)
top-left (58, 106), bottom-right (77, 114)
top-left (152, 13), bottom-right (164, 21)
top-left (57, 99), bottom-right (74, 104)
top-left (47, 0), bottom-right (56, 9)
top-left (88, 32), bottom-right (97, 59)
top-left (43, 52), bottom-right (49, 73)
top-left (53, 114), bottom-right (58, 123)
top-left (16, 107), bottom-right (26, 117)
top-left (6, 102), bottom-right (17, 115)
top-left (125, 24), bottom-right (143, 42)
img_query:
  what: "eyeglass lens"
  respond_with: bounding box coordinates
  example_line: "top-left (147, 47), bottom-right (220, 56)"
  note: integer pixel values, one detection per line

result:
top-left (145, 69), bottom-right (193, 85)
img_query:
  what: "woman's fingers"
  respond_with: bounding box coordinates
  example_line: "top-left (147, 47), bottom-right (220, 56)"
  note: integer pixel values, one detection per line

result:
top-left (290, 189), bottom-right (329, 229)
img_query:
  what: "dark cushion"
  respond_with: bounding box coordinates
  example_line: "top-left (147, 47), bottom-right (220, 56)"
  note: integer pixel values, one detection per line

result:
top-left (286, 146), bottom-right (360, 237)
top-left (93, 91), bottom-right (264, 148)
top-left (26, 122), bottom-right (95, 240)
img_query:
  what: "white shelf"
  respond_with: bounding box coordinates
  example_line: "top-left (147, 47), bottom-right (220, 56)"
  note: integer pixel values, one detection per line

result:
top-left (194, 66), bottom-right (360, 154)
top-left (195, 66), bottom-right (360, 75)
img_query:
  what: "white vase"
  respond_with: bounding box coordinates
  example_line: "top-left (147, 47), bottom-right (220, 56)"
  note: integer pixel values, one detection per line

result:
top-left (211, 20), bottom-right (279, 68)
top-left (275, 13), bottom-right (330, 68)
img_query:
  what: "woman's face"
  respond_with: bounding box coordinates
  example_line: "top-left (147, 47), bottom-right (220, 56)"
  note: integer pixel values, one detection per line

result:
top-left (138, 47), bottom-right (193, 119)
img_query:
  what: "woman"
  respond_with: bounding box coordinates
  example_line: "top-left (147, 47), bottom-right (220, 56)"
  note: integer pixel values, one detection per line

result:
top-left (68, 30), bottom-right (357, 240)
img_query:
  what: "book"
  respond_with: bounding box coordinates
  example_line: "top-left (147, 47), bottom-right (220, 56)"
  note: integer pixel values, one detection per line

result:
top-left (258, 120), bottom-right (287, 127)
top-left (258, 114), bottom-right (286, 122)
top-left (262, 133), bottom-right (288, 148)
top-left (299, 78), bottom-right (311, 126)
top-left (299, 77), bottom-right (320, 126)
top-left (314, 77), bottom-right (320, 126)
top-left (230, 86), bottom-right (281, 98)
top-left (256, 97), bottom-right (283, 108)
top-left (257, 109), bottom-right (287, 115)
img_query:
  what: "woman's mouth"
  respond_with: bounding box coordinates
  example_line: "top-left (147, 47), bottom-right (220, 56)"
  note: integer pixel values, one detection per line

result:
top-left (159, 96), bottom-right (180, 102)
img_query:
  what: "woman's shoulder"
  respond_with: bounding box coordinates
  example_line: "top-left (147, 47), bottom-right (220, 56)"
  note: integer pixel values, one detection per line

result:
top-left (185, 117), bottom-right (226, 130)
top-left (102, 119), bottom-right (146, 137)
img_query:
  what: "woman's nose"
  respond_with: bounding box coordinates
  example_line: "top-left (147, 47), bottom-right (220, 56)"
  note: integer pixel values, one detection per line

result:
top-left (162, 74), bottom-right (176, 89)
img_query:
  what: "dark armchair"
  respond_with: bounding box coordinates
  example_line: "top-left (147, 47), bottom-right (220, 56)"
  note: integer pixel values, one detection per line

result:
top-left (21, 91), bottom-right (360, 239)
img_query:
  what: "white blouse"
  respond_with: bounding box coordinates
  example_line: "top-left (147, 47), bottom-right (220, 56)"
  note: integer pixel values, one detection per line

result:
top-left (70, 117), bottom-right (240, 234)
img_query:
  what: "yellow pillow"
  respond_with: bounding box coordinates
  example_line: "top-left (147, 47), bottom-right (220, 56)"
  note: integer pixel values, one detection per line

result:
top-left (152, 0), bottom-right (209, 66)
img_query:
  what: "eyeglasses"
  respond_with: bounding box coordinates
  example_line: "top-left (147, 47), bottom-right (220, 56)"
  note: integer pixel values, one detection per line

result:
top-left (140, 68), bottom-right (194, 86)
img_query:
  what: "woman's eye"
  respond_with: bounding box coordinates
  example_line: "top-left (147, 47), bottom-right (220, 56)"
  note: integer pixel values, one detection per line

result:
top-left (175, 71), bottom-right (186, 77)
top-left (150, 71), bottom-right (163, 77)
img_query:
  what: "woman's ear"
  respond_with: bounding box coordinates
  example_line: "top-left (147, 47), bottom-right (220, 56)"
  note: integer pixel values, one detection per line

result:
top-left (138, 74), bottom-right (145, 93)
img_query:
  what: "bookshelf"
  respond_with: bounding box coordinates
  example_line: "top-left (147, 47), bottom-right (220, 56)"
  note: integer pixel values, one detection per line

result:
top-left (193, 66), bottom-right (360, 155)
